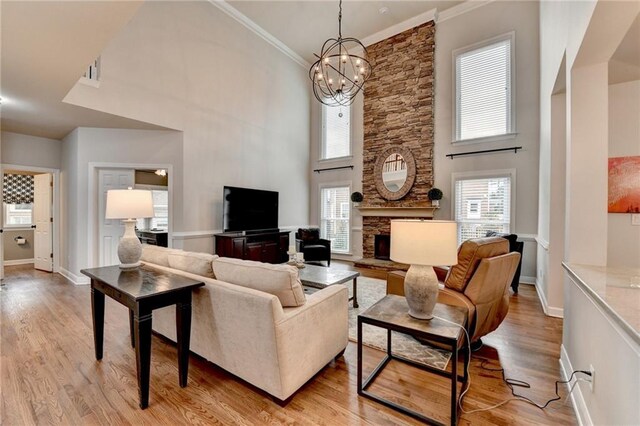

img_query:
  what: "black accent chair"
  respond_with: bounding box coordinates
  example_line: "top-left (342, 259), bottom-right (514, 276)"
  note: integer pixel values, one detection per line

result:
top-left (485, 231), bottom-right (524, 293)
top-left (295, 228), bottom-right (331, 267)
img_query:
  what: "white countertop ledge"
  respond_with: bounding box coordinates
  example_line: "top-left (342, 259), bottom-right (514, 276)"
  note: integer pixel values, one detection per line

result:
top-left (562, 262), bottom-right (640, 346)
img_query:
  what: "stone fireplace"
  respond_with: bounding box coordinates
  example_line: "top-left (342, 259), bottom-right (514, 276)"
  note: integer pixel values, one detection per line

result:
top-left (355, 206), bottom-right (437, 271)
top-left (374, 234), bottom-right (391, 260)
top-left (354, 20), bottom-right (437, 272)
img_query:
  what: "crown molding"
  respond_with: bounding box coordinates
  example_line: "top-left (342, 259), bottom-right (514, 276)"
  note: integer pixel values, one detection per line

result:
top-left (361, 8), bottom-right (438, 47)
top-left (206, 0), bottom-right (310, 69)
top-left (436, 0), bottom-right (496, 23)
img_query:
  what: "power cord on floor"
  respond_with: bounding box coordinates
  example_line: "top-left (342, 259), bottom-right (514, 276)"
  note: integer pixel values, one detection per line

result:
top-left (431, 314), bottom-right (592, 414)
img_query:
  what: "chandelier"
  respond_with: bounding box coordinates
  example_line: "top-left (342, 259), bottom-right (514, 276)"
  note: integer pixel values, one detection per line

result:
top-left (309, 0), bottom-right (372, 107)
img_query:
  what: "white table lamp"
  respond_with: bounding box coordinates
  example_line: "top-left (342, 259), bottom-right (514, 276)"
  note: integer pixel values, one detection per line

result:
top-left (105, 188), bottom-right (154, 269)
top-left (390, 220), bottom-right (458, 320)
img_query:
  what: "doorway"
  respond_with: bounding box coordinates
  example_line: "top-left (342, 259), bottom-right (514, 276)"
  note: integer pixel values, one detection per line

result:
top-left (1, 164), bottom-right (60, 280)
top-left (93, 166), bottom-right (172, 267)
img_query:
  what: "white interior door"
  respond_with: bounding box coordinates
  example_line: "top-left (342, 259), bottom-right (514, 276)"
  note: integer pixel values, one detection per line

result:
top-left (34, 173), bottom-right (53, 272)
top-left (98, 169), bottom-right (134, 266)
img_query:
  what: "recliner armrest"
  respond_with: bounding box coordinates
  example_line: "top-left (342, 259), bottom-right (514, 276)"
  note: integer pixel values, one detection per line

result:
top-left (318, 239), bottom-right (331, 249)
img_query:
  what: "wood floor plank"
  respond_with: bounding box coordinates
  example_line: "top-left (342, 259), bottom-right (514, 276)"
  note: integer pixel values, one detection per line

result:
top-left (1, 264), bottom-right (577, 425)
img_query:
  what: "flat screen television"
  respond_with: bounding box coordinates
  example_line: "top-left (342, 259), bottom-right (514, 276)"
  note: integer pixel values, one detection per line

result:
top-left (223, 186), bottom-right (279, 232)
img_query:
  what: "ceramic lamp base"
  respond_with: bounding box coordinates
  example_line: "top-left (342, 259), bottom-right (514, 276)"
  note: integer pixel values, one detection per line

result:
top-left (404, 264), bottom-right (438, 320)
top-left (118, 219), bottom-right (142, 269)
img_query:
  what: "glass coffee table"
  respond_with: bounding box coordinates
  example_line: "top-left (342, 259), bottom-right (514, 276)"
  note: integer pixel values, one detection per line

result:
top-left (298, 264), bottom-right (360, 307)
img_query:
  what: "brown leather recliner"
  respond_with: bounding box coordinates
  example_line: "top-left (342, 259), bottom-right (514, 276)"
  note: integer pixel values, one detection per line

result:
top-left (387, 237), bottom-right (520, 344)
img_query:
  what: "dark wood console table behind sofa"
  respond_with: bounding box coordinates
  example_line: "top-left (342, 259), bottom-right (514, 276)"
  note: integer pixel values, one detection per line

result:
top-left (214, 230), bottom-right (289, 264)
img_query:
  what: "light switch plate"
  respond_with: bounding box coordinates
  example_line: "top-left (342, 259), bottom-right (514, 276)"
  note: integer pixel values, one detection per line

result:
top-left (632, 214), bottom-right (640, 226)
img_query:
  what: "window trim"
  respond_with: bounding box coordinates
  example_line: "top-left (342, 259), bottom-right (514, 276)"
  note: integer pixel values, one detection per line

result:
top-left (452, 31), bottom-right (516, 144)
top-left (318, 181), bottom-right (352, 254)
top-left (320, 103), bottom-right (352, 161)
top-left (451, 169), bottom-right (517, 241)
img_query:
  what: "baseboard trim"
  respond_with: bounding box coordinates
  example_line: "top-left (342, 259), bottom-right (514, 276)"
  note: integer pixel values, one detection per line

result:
top-left (560, 345), bottom-right (592, 426)
top-left (59, 267), bottom-right (90, 285)
top-left (4, 259), bottom-right (34, 266)
top-left (535, 278), bottom-right (564, 318)
top-left (520, 275), bottom-right (536, 285)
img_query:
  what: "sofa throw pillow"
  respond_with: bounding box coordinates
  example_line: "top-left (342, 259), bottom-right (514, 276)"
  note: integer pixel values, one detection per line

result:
top-left (212, 257), bottom-right (306, 307)
top-left (168, 252), bottom-right (218, 278)
top-left (140, 244), bottom-right (182, 267)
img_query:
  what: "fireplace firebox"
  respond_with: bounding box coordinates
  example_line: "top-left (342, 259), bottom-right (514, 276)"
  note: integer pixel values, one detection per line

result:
top-left (374, 234), bottom-right (391, 260)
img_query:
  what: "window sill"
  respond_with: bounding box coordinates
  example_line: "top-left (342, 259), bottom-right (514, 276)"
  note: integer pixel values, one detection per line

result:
top-left (318, 155), bottom-right (353, 163)
top-left (3, 226), bottom-right (34, 231)
top-left (452, 133), bottom-right (518, 146)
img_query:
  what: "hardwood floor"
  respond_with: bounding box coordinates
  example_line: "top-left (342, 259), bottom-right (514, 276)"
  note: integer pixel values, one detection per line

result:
top-left (1, 264), bottom-right (576, 425)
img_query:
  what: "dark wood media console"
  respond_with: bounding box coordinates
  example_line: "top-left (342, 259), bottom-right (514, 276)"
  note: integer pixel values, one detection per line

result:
top-left (214, 230), bottom-right (290, 264)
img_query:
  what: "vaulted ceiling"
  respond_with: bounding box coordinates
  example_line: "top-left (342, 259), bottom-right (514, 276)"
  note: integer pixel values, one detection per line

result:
top-left (227, 1), bottom-right (463, 63)
top-left (0, 1), bottom-right (166, 140)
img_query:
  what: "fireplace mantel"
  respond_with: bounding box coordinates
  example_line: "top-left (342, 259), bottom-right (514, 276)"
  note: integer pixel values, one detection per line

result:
top-left (357, 206), bottom-right (438, 218)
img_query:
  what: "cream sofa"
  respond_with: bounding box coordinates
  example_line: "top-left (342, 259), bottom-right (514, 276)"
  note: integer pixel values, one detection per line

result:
top-left (140, 245), bottom-right (348, 402)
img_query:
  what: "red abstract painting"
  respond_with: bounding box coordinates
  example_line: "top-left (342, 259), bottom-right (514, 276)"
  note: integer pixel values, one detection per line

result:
top-left (608, 156), bottom-right (640, 213)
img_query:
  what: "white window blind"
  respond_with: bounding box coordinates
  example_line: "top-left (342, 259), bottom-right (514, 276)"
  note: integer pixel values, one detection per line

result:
top-left (322, 105), bottom-right (350, 159)
top-left (320, 186), bottom-right (350, 253)
top-left (454, 176), bottom-right (511, 244)
top-left (455, 36), bottom-right (512, 141)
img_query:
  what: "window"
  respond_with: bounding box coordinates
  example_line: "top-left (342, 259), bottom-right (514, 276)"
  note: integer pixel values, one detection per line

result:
top-left (321, 104), bottom-right (350, 159)
top-left (320, 186), bottom-right (350, 253)
top-left (4, 203), bottom-right (33, 227)
top-left (453, 172), bottom-right (513, 244)
top-left (454, 33), bottom-right (514, 142)
top-left (84, 57), bottom-right (100, 82)
top-left (136, 190), bottom-right (168, 230)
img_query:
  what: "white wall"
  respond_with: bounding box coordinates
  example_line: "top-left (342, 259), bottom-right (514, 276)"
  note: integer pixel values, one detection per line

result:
top-left (63, 1), bottom-right (311, 253)
top-left (434, 1), bottom-right (540, 280)
top-left (60, 129), bottom-right (79, 280)
top-left (1, 131), bottom-right (62, 169)
top-left (60, 127), bottom-right (182, 279)
top-left (607, 80), bottom-right (640, 268)
top-left (539, 1), bottom-right (640, 424)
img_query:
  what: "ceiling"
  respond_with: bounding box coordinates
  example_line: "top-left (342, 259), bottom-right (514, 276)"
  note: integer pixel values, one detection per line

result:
top-left (609, 13), bottom-right (640, 84)
top-left (1, 0), bottom-right (463, 140)
top-left (0, 1), bottom-right (167, 140)
top-left (227, 1), bottom-right (463, 63)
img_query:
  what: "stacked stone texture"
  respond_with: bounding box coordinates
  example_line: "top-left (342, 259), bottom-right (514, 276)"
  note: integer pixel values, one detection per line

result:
top-left (361, 21), bottom-right (436, 259)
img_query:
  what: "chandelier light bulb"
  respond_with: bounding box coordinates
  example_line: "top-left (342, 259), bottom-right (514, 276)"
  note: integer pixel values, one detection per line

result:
top-left (341, 54), bottom-right (347, 63)
top-left (318, 73), bottom-right (323, 80)
top-left (329, 78), bottom-right (334, 85)
top-left (324, 57), bottom-right (330, 64)
top-left (354, 75), bottom-right (359, 81)
top-left (356, 58), bottom-right (361, 66)
top-left (360, 67), bottom-right (365, 74)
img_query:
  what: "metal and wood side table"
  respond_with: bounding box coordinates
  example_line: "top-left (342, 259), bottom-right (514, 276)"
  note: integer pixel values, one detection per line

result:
top-left (81, 265), bottom-right (204, 409)
top-left (357, 295), bottom-right (469, 425)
